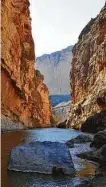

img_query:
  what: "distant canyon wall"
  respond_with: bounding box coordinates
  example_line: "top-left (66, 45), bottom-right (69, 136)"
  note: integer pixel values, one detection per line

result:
top-left (1, 0), bottom-right (51, 129)
top-left (69, 5), bottom-right (106, 128)
top-left (36, 46), bottom-right (73, 95)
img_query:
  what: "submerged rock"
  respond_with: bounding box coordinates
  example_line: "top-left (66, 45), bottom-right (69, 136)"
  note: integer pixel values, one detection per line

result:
top-left (8, 141), bottom-right (75, 175)
top-left (66, 140), bottom-right (74, 148)
top-left (66, 134), bottom-right (93, 148)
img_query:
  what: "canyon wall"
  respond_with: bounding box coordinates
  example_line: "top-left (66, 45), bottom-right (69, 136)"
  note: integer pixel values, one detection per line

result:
top-left (1, 0), bottom-right (51, 129)
top-left (69, 5), bottom-right (106, 129)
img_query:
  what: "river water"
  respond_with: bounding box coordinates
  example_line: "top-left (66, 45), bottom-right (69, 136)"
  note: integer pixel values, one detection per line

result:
top-left (1, 128), bottom-right (96, 187)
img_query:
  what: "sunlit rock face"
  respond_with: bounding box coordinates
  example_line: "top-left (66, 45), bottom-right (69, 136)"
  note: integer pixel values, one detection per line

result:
top-left (36, 46), bottom-right (73, 95)
top-left (69, 5), bottom-right (106, 129)
top-left (1, 0), bottom-right (51, 129)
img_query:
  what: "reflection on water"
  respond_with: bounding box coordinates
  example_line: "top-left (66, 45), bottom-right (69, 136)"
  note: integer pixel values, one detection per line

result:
top-left (69, 143), bottom-right (96, 177)
top-left (1, 128), bottom-right (96, 187)
top-left (20, 128), bottom-right (81, 143)
top-left (7, 171), bottom-right (90, 187)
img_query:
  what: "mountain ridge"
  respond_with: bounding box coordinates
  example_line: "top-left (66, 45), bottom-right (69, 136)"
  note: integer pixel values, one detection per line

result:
top-left (36, 46), bottom-right (73, 61)
top-left (36, 45), bottom-right (73, 95)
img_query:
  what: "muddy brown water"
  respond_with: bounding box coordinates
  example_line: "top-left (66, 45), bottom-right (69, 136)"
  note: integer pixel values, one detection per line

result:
top-left (1, 128), bottom-right (96, 187)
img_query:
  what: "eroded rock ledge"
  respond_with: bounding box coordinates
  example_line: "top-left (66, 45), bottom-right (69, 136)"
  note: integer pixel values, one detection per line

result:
top-left (1, 0), bottom-right (51, 129)
top-left (68, 5), bottom-right (106, 130)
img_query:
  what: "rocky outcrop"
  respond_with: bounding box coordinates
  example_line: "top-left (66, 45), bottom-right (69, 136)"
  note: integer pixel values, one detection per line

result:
top-left (1, 114), bottom-right (26, 132)
top-left (56, 120), bottom-right (67, 128)
top-left (1, 0), bottom-right (51, 129)
top-left (77, 130), bottom-right (106, 166)
top-left (36, 46), bottom-right (73, 95)
top-left (66, 134), bottom-right (93, 148)
top-left (90, 130), bottom-right (106, 148)
top-left (52, 101), bottom-right (71, 124)
top-left (81, 109), bottom-right (106, 133)
top-left (76, 130), bottom-right (106, 186)
top-left (69, 5), bottom-right (106, 129)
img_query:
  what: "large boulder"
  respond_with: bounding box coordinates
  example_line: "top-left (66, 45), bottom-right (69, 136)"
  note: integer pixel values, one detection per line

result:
top-left (8, 141), bottom-right (75, 175)
top-left (66, 134), bottom-right (93, 148)
top-left (90, 130), bottom-right (106, 148)
top-left (81, 110), bottom-right (106, 133)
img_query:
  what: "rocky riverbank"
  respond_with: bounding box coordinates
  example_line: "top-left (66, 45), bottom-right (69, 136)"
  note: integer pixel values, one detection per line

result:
top-left (1, 115), bottom-right (27, 133)
top-left (7, 129), bottom-right (106, 186)
top-left (71, 130), bottom-right (106, 187)
top-left (2, 128), bottom-right (97, 187)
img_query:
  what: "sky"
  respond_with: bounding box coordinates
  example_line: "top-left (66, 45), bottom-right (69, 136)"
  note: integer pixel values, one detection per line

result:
top-left (30, 0), bottom-right (105, 57)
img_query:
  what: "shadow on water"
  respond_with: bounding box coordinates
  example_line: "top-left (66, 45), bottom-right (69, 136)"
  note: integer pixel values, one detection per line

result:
top-left (1, 128), bottom-right (96, 187)
top-left (7, 170), bottom-right (91, 187)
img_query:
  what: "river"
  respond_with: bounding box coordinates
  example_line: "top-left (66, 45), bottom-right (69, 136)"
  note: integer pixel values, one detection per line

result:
top-left (1, 128), bottom-right (96, 187)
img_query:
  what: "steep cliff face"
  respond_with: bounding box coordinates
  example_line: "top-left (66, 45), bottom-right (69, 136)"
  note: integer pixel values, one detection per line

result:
top-left (69, 5), bottom-right (106, 129)
top-left (1, 0), bottom-right (51, 129)
top-left (36, 46), bottom-right (73, 95)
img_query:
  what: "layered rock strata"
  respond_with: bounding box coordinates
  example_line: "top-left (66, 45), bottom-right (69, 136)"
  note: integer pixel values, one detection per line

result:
top-left (1, 0), bottom-right (51, 129)
top-left (69, 5), bottom-right (106, 129)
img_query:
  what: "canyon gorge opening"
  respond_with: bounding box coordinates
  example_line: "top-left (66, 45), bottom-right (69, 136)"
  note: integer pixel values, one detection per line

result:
top-left (29, 0), bottom-right (72, 124)
top-left (1, 1), bottom-right (106, 187)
